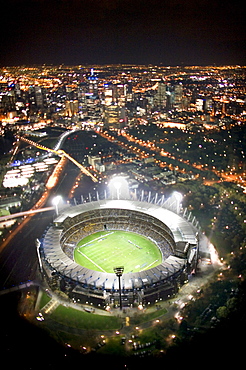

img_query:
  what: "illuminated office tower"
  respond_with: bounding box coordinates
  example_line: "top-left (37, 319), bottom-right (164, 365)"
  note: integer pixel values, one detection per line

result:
top-left (88, 68), bottom-right (98, 95)
top-left (65, 100), bottom-right (79, 117)
top-left (173, 83), bottom-right (183, 110)
top-left (104, 104), bottom-right (119, 128)
top-left (116, 84), bottom-right (127, 105)
top-left (196, 98), bottom-right (204, 112)
top-left (155, 80), bottom-right (166, 108)
top-left (126, 82), bottom-right (133, 101)
top-left (204, 97), bottom-right (213, 113)
top-left (104, 83), bottom-right (114, 105)
top-left (34, 86), bottom-right (43, 109)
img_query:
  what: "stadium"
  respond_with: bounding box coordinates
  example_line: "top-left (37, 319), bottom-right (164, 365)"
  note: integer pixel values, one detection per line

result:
top-left (39, 190), bottom-right (200, 310)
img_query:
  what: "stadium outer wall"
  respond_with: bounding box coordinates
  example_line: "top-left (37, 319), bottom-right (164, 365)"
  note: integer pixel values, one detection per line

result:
top-left (39, 199), bottom-right (199, 310)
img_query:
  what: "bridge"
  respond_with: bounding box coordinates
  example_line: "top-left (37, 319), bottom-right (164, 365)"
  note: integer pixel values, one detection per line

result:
top-left (0, 206), bottom-right (55, 222)
top-left (0, 280), bottom-right (35, 296)
top-left (16, 135), bottom-right (98, 183)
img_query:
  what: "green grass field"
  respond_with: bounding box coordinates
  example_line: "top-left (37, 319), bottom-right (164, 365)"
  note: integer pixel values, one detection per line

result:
top-left (74, 230), bottom-right (162, 273)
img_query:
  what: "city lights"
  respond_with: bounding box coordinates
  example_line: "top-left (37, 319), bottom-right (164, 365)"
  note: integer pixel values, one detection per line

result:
top-left (0, 63), bottom-right (245, 363)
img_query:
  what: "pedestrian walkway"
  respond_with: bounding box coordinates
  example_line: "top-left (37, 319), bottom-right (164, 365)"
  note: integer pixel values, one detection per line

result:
top-left (41, 297), bottom-right (60, 315)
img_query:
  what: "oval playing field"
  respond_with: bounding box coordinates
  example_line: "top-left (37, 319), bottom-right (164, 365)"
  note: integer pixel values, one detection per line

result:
top-left (41, 199), bottom-right (199, 307)
top-left (74, 230), bottom-right (162, 273)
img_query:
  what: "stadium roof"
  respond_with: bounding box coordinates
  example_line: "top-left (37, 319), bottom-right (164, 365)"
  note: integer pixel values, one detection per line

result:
top-left (41, 200), bottom-right (198, 290)
top-left (55, 199), bottom-right (197, 245)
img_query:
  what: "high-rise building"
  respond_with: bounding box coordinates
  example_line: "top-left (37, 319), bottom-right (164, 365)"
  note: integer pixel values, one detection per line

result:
top-left (34, 86), bottom-right (43, 109)
top-left (126, 82), bottom-right (133, 102)
top-left (155, 80), bottom-right (166, 108)
top-left (196, 98), bottom-right (204, 112)
top-left (65, 100), bottom-right (79, 116)
top-left (104, 83), bottom-right (115, 105)
top-left (204, 97), bottom-right (213, 113)
top-left (87, 68), bottom-right (98, 96)
top-left (116, 84), bottom-right (127, 106)
top-left (119, 106), bottom-right (128, 127)
top-left (173, 83), bottom-right (183, 110)
top-left (104, 104), bottom-right (119, 128)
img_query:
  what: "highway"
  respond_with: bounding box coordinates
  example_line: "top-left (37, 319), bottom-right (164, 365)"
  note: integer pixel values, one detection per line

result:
top-left (0, 128), bottom-right (112, 289)
top-left (0, 163), bottom-right (81, 289)
top-left (98, 130), bottom-right (246, 187)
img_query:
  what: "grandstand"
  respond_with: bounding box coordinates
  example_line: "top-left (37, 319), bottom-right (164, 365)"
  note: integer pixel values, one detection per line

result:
top-left (40, 199), bottom-right (199, 309)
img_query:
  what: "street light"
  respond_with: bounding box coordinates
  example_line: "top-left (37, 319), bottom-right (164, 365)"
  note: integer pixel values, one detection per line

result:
top-left (114, 266), bottom-right (124, 310)
top-left (52, 195), bottom-right (62, 216)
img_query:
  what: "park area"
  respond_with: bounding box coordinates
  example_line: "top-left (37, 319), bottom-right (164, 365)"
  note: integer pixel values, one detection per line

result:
top-left (74, 230), bottom-right (162, 273)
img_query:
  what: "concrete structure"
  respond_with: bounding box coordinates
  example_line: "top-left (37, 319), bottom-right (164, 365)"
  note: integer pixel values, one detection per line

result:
top-left (39, 197), bottom-right (200, 310)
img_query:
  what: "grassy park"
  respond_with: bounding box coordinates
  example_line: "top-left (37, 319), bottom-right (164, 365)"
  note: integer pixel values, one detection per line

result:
top-left (50, 305), bottom-right (122, 330)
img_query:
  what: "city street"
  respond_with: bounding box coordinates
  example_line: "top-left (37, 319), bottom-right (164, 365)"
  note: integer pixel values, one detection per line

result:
top-left (0, 163), bottom-right (80, 289)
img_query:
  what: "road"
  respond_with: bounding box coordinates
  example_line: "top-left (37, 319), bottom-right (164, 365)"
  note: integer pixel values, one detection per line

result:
top-left (0, 163), bottom-right (80, 289)
top-left (98, 130), bottom-right (246, 187)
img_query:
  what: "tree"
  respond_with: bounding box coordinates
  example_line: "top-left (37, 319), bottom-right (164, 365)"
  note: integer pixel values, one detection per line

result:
top-left (216, 306), bottom-right (228, 319)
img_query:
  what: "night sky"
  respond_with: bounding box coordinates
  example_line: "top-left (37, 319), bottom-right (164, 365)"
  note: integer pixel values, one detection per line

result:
top-left (1, 0), bottom-right (245, 66)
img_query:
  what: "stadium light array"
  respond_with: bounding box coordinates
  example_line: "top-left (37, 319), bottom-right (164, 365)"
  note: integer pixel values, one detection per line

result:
top-left (108, 175), bottom-right (129, 200)
top-left (173, 191), bottom-right (183, 214)
top-left (52, 195), bottom-right (62, 215)
top-left (114, 266), bottom-right (124, 310)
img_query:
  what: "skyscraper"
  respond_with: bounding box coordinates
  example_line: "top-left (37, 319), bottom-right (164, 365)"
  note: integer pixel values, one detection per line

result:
top-left (155, 80), bottom-right (166, 108)
top-left (173, 83), bottom-right (183, 110)
top-left (34, 86), bottom-right (43, 109)
top-left (87, 68), bottom-right (98, 96)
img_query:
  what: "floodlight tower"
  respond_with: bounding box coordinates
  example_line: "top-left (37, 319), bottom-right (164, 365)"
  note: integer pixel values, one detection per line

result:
top-left (109, 177), bottom-right (123, 199)
top-left (108, 175), bottom-right (130, 200)
top-left (114, 266), bottom-right (124, 310)
top-left (114, 181), bottom-right (121, 200)
top-left (173, 191), bottom-right (183, 214)
top-left (52, 195), bottom-right (62, 216)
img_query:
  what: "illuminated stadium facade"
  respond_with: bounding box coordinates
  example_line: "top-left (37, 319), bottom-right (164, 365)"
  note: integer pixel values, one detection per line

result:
top-left (39, 196), bottom-right (200, 309)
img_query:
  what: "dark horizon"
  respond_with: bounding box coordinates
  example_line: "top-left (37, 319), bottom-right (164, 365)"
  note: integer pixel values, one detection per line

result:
top-left (1, 61), bottom-right (245, 68)
top-left (0, 0), bottom-right (245, 67)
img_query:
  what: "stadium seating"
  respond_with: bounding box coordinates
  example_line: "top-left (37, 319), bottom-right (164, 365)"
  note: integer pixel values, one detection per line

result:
top-left (60, 208), bottom-right (176, 261)
top-left (40, 200), bottom-right (198, 307)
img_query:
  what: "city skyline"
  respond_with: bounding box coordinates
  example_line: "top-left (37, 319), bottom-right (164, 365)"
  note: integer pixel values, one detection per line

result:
top-left (0, 0), bottom-right (245, 66)
top-left (0, 62), bottom-right (245, 366)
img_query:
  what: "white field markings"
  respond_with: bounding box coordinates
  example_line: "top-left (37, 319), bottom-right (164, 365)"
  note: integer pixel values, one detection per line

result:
top-left (78, 231), bottom-right (114, 248)
top-left (91, 234), bottom-right (125, 270)
top-left (140, 259), bottom-right (159, 271)
top-left (106, 233), bottom-right (156, 271)
top-left (110, 234), bottom-right (155, 271)
top-left (121, 234), bottom-right (157, 265)
top-left (78, 231), bottom-right (120, 272)
top-left (83, 233), bottom-right (132, 271)
top-left (77, 249), bottom-right (106, 273)
top-left (77, 231), bottom-right (158, 273)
